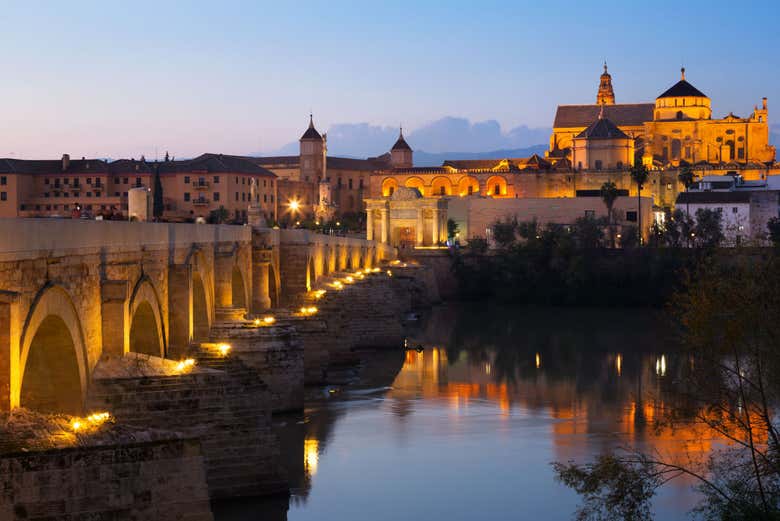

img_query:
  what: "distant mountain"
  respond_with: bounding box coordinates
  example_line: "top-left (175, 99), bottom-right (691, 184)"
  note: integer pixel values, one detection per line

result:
top-left (412, 145), bottom-right (549, 167)
top-left (265, 117), bottom-right (552, 159)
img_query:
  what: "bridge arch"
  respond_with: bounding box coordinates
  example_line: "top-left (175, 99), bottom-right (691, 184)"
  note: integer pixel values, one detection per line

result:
top-left (128, 276), bottom-right (165, 358)
top-left (268, 262), bottom-right (280, 307)
top-left (19, 284), bottom-right (88, 414)
top-left (231, 265), bottom-right (247, 308)
top-left (190, 250), bottom-right (213, 342)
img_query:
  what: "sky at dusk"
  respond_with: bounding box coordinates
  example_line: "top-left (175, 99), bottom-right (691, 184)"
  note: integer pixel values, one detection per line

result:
top-left (1, 0), bottom-right (778, 159)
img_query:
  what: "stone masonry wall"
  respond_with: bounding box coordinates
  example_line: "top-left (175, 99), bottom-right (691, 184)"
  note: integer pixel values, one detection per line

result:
top-left (86, 360), bottom-right (286, 499)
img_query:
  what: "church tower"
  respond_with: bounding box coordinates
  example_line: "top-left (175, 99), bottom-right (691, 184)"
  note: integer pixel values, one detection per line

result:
top-left (597, 63), bottom-right (615, 105)
top-left (299, 114), bottom-right (326, 182)
top-left (390, 127), bottom-right (413, 168)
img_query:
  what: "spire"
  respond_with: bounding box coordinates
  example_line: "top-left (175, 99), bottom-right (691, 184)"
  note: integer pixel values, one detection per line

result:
top-left (300, 113), bottom-right (323, 140)
top-left (597, 62), bottom-right (615, 105)
top-left (681, 67), bottom-right (686, 81)
top-left (309, 113), bottom-right (314, 129)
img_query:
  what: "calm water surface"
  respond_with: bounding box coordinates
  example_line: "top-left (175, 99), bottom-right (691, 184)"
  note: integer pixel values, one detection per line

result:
top-left (216, 304), bottom-right (714, 521)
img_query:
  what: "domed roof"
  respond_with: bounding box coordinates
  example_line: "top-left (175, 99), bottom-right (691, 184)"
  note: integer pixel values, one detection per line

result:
top-left (575, 108), bottom-right (629, 140)
top-left (391, 128), bottom-right (412, 151)
top-left (657, 68), bottom-right (707, 99)
top-left (300, 114), bottom-right (323, 141)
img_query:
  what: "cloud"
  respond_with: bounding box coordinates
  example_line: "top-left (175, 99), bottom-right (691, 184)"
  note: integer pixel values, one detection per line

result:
top-left (268, 116), bottom-right (551, 157)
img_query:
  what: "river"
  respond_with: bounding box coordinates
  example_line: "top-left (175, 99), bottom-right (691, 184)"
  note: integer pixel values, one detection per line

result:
top-left (216, 304), bottom-right (714, 520)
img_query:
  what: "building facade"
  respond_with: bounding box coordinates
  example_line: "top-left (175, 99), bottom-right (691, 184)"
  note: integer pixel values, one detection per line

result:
top-left (0, 153), bottom-right (277, 223)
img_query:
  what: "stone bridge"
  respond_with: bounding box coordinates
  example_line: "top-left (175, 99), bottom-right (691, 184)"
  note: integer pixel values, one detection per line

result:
top-left (0, 218), bottom-right (394, 415)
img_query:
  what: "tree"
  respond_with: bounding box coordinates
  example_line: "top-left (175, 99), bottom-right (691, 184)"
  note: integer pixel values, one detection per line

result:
top-left (207, 206), bottom-right (229, 224)
top-left (600, 181), bottom-right (619, 248)
top-left (693, 208), bottom-right (723, 248)
top-left (767, 217), bottom-right (780, 247)
top-left (555, 253), bottom-right (780, 519)
top-left (630, 164), bottom-right (650, 245)
top-left (152, 165), bottom-right (164, 220)
top-left (492, 217), bottom-right (518, 248)
top-left (447, 218), bottom-right (459, 243)
top-left (572, 215), bottom-right (606, 249)
top-left (678, 165), bottom-right (695, 219)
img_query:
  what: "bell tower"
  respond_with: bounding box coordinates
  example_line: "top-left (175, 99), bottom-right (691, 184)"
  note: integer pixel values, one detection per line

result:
top-left (597, 62), bottom-right (615, 105)
top-left (390, 127), bottom-right (413, 168)
top-left (299, 114), bottom-right (325, 182)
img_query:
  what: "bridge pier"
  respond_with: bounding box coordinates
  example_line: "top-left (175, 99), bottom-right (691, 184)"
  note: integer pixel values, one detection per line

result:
top-left (100, 280), bottom-right (129, 358)
top-left (168, 263), bottom-right (193, 358)
top-left (0, 292), bottom-right (20, 412)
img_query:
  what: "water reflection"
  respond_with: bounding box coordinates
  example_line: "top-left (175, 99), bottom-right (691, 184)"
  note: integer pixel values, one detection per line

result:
top-left (217, 304), bottom-right (713, 521)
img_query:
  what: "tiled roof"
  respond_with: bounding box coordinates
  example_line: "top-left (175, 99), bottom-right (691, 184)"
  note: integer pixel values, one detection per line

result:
top-left (554, 103), bottom-right (654, 128)
top-left (391, 135), bottom-right (412, 151)
top-left (676, 191), bottom-right (752, 204)
top-left (248, 156), bottom-right (300, 167)
top-left (575, 117), bottom-right (630, 139)
top-left (327, 156), bottom-right (390, 171)
top-left (0, 158), bottom-right (109, 174)
top-left (657, 80), bottom-right (707, 99)
top-left (157, 154), bottom-right (276, 176)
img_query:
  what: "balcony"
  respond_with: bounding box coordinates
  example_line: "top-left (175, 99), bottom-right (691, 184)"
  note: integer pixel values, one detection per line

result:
top-left (193, 180), bottom-right (210, 190)
top-left (192, 197), bottom-right (210, 206)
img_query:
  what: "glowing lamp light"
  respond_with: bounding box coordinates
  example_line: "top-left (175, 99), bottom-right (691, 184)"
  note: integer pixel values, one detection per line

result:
top-left (71, 411), bottom-right (111, 432)
top-left (71, 420), bottom-right (82, 431)
top-left (343, 276), bottom-right (354, 284)
top-left (329, 281), bottom-right (343, 290)
top-left (175, 358), bottom-right (196, 373)
top-left (218, 343), bottom-right (231, 356)
top-left (372, 267), bottom-right (381, 273)
top-left (262, 315), bottom-right (276, 325)
top-left (299, 306), bottom-right (318, 316)
top-left (313, 289), bottom-right (326, 299)
top-left (535, 353), bottom-right (541, 369)
top-left (386, 270), bottom-right (392, 277)
top-left (288, 199), bottom-right (300, 212)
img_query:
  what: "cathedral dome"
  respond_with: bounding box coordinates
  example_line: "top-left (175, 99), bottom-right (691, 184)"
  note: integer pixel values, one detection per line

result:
top-left (657, 74), bottom-right (707, 99)
top-left (654, 68), bottom-right (711, 120)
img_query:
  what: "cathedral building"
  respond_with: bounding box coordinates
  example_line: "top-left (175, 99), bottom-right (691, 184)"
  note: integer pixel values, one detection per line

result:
top-left (549, 65), bottom-right (775, 171)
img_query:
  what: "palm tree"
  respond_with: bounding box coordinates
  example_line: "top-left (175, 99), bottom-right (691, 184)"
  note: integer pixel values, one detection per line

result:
top-left (600, 181), bottom-right (619, 248)
top-left (678, 165), bottom-right (694, 218)
top-left (630, 163), bottom-right (650, 245)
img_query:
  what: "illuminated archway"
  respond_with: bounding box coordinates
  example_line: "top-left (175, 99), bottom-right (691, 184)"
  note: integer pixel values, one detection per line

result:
top-left (306, 257), bottom-right (316, 291)
top-left (192, 272), bottom-right (210, 341)
top-left (128, 276), bottom-right (165, 357)
top-left (231, 266), bottom-right (246, 308)
top-left (486, 175), bottom-right (508, 197)
top-left (404, 177), bottom-right (425, 196)
top-left (268, 263), bottom-right (280, 307)
top-left (382, 178), bottom-right (398, 197)
top-left (457, 176), bottom-right (480, 196)
top-left (430, 176), bottom-right (453, 196)
top-left (19, 285), bottom-right (87, 413)
top-left (129, 302), bottom-right (163, 357)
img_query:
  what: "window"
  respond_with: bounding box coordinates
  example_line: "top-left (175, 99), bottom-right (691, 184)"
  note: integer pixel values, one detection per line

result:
top-left (263, 179), bottom-right (266, 187)
top-left (95, 192), bottom-right (101, 197)
top-left (44, 192), bottom-right (50, 198)
top-left (114, 177), bottom-right (119, 184)
top-left (242, 177), bottom-right (245, 185)
top-left (493, 185), bottom-right (500, 195)
top-left (87, 178), bottom-right (92, 185)
top-left (242, 193), bottom-right (245, 202)
top-left (0, 176), bottom-right (6, 185)
top-left (123, 177), bottom-right (128, 184)
top-left (578, 161), bottom-right (582, 170)
top-left (0, 192), bottom-right (6, 201)
top-left (114, 192), bottom-right (119, 197)
top-left (467, 185), bottom-right (474, 195)
top-left (263, 194), bottom-right (267, 203)
top-left (359, 179), bottom-right (364, 189)
top-left (235, 192), bottom-right (239, 201)
top-left (732, 207), bottom-right (738, 214)
top-left (184, 192), bottom-right (190, 202)
top-left (45, 178), bottom-right (50, 185)
top-left (135, 178), bottom-right (141, 187)
top-left (74, 179), bottom-right (80, 187)
top-left (64, 178), bottom-right (69, 185)
top-left (95, 178), bottom-right (102, 187)
top-left (738, 148), bottom-right (745, 159)
top-left (213, 192), bottom-right (220, 201)
top-left (235, 177), bottom-right (238, 184)
top-left (86, 192), bottom-right (92, 197)
top-left (123, 192), bottom-right (128, 197)
top-left (626, 211), bottom-right (638, 222)
top-left (213, 176), bottom-right (220, 184)
top-left (676, 110), bottom-right (683, 120)
top-left (338, 178), bottom-right (343, 188)
top-left (270, 195), bottom-right (274, 202)
top-left (616, 161), bottom-right (623, 169)
top-left (594, 160), bottom-right (603, 170)
top-left (184, 176), bottom-right (190, 184)
top-left (348, 178), bottom-right (353, 189)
